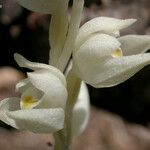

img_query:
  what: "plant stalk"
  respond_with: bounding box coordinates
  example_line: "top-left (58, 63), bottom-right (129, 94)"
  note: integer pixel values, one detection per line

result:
top-left (54, 70), bottom-right (81, 150)
top-left (56, 0), bottom-right (84, 72)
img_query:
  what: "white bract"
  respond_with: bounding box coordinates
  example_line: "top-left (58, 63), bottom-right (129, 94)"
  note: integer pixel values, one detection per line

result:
top-left (72, 82), bottom-right (90, 136)
top-left (0, 53), bottom-right (67, 133)
top-left (73, 17), bottom-right (150, 88)
top-left (64, 61), bottom-right (90, 136)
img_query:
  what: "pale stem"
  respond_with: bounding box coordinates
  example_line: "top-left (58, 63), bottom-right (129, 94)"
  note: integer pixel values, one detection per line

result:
top-left (53, 0), bottom-right (84, 149)
top-left (54, 70), bottom-right (81, 150)
top-left (56, 0), bottom-right (84, 72)
top-left (48, 0), bottom-right (69, 66)
top-left (54, 132), bottom-right (65, 150)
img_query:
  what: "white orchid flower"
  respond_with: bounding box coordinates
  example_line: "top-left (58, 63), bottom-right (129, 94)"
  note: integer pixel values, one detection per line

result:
top-left (73, 17), bottom-right (150, 88)
top-left (0, 53), bottom-right (67, 133)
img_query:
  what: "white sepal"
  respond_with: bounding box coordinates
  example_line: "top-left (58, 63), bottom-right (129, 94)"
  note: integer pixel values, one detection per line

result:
top-left (75, 34), bottom-right (121, 58)
top-left (27, 70), bottom-right (67, 109)
top-left (17, 0), bottom-right (66, 14)
top-left (0, 98), bottom-right (20, 128)
top-left (0, 98), bottom-right (65, 133)
top-left (76, 17), bottom-right (136, 49)
top-left (14, 53), bottom-right (66, 87)
top-left (7, 108), bottom-right (64, 133)
top-left (16, 78), bottom-right (31, 93)
top-left (119, 35), bottom-right (150, 55)
top-left (88, 53), bottom-right (150, 88)
top-left (72, 82), bottom-right (90, 136)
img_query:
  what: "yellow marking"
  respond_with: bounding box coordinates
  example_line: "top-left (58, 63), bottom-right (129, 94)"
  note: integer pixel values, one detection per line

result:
top-left (111, 48), bottom-right (122, 58)
top-left (21, 96), bottom-right (38, 109)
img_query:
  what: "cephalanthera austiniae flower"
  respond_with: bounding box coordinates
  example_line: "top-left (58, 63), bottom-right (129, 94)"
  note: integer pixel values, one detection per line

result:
top-left (0, 53), bottom-right (67, 133)
top-left (73, 17), bottom-right (150, 88)
top-left (0, 54), bottom-right (89, 135)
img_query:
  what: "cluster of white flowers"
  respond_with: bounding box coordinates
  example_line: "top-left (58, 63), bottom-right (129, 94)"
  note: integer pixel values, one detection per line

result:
top-left (0, 0), bottom-right (149, 149)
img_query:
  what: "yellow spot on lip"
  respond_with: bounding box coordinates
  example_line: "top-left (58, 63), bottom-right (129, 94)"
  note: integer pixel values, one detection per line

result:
top-left (21, 96), bottom-right (39, 109)
top-left (111, 48), bottom-right (123, 58)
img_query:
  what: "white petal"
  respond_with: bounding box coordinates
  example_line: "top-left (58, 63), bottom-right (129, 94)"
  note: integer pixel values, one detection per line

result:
top-left (119, 35), bottom-right (150, 56)
top-left (0, 98), bottom-right (20, 128)
top-left (0, 98), bottom-right (20, 111)
top-left (76, 17), bottom-right (136, 49)
top-left (16, 78), bottom-right (31, 93)
top-left (73, 34), bottom-right (121, 80)
top-left (7, 108), bottom-right (64, 133)
top-left (17, 0), bottom-right (66, 14)
top-left (14, 53), bottom-right (66, 86)
top-left (87, 53), bottom-right (150, 88)
top-left (27, 70), bottom-right (67, 109)
top-left (75, 34), bottom-right (121, 58)
top-left (72, 82), bottom-right (90, 136)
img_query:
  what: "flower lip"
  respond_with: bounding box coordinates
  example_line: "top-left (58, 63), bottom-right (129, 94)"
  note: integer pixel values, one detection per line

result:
top-left (21, 96), bottom-right (39, 109)
top-left (20, 86), bottom-right (44, 110)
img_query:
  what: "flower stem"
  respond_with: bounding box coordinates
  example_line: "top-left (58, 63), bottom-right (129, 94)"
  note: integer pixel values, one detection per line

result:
top-left (56, 0), bottom-right (84, 72)
top-left (54, 70), bottom-right (81, 150)
top-left (49, 0), bottom-right (69, 66)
